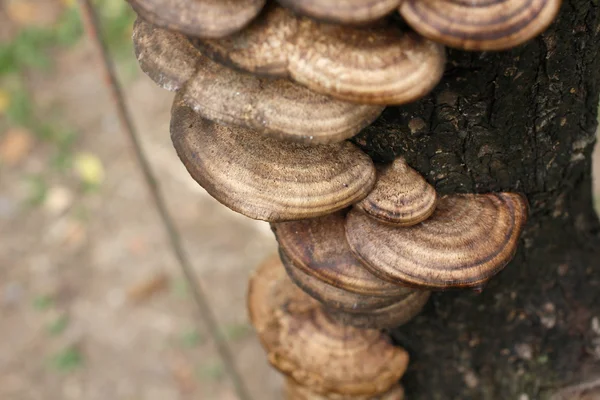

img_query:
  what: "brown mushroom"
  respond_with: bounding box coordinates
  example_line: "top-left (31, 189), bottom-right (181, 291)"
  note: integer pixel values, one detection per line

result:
top-left (182, 46), bottom-right (384, 144)
top-left (285, 378), bottom-right (406, 400)
top-left (248, 254), bottom-right (306, 336)
top-left (134, 21), bottom-right (384, 143)
top-left (272, 211), bottom-right (412, 312)
top-left (279, 249), bottom-right (403, 312)
top-left (399, 0), bottom-right (562, 51)
top-left (288, 18), bottom-right (446, 104)
top-left (327, 290), bottom-right (431, 329)
top-left (277, 0), bottom-right (402, 25)
top-left (345, 193), bottom-right (529, 289)
top-left (127, 0), bottom-right (266, 38)
top-left (355, 158), bottom-right (437, 226)
top-left (193, 5), bottom-right (297, 77)
top-left (248, 254), bottom-right (410, 396)
top-left (132, 18), bottom-right (198, 91)
top-left (170, 97), bottom-right (376, 222)
top-left (194, 5), bottom-right (446, 105)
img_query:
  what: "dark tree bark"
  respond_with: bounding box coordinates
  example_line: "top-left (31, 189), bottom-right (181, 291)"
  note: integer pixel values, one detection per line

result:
top-left (353, 1), bottom-right (600, 398)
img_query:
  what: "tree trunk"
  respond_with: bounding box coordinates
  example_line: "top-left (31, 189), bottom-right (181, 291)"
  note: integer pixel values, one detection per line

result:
top-left (352, 1), bottom-right (600, 398)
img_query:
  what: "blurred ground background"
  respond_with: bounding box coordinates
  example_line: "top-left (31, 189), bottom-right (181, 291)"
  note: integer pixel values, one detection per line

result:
top-left (0, 1), bottom-right (598, 400)
top-left (0, 1), bottom-right (280, 399)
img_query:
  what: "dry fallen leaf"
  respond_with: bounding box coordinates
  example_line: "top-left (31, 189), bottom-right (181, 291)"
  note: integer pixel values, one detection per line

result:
top-left (0, 128), bottom-right (34, 166)
top-left (127, 273), bottom-right (169, 303)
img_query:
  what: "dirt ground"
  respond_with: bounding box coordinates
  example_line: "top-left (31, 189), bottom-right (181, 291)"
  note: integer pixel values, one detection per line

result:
top-left (0, 4), bottom-right (599, 400)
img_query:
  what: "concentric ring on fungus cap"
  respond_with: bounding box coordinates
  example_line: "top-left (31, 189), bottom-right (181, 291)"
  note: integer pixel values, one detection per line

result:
top-left (399, 0), bottom-right (562, 51)
top-left (194, 5), bottom-right (446, 105)
top-left (284, 378), bottom-right (406, 400)
top-left (355, 158), bottom-right (437, 226)
top-left (272, 211), bottom-right (413, 312)
top-left (170, 97), bottom-right (376, 222)
top-left (287, 18), bottom-right (445, 104)
top-left (132, 18), bottom-right (198, 91)
top-left (127, 0), bottom-right (266, 38)
top-left (247, 255), bottom-right (409, 396)
top-left (279, 248), bottom-right (404, 313)
top-left (277, 0), bottom-right (402, 25)
top-left (346, 193), bottom-right (529, 289)
top-left (182, 42), bottom-right (384, 144)
top-left (193, 5), bottom-right (297, 77)
top-left (327, 290), bottom-right (431, 329)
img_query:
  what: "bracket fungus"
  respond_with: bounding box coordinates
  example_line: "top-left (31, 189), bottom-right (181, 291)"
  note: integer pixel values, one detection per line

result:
top-left (328, 290), bottom-right (431, 329)
top-left (285, 378), bottom-right (406, 400)
top-left (399, 0), bottom-right (562, 51)
top-left (195, 5), bottom-right (446, 105)
top-left (356, 158), bottom-right (437, 226)
top-left (170, 98), bottom-right (376, 222)
top-left (182, 46), bottom-right (384, 144)
top-left (134, 21), bottom-right (384, 144)
top-left (193, 5), bottom-right (297, 77)
top-left (288, 19), bottom-right (445, 105)
top-left (280, 249), bottom-right (404, 313)
top-left (272, 211), bottom-right (413, 311)
top-left (127, 0), bottom-right (266, 38)
top-left (346, 193), bottom-right (529, 289)
top-left (277, 0), bottom-right (402, 25)
top-left (248, 255), bottom-right (410, 396)
top-left (132, 18), bottom-right (197, 91)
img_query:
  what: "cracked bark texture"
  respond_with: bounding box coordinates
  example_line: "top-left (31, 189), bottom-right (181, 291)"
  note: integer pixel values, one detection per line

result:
top-left (352, 1), bottom-right (600, 398)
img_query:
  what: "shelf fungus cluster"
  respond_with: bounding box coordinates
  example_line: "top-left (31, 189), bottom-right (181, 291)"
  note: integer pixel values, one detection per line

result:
top-left (128, 0), bottom-right (553, 396)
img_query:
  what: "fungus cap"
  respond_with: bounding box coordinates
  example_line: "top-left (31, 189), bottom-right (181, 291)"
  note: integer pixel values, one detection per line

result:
top-left (288, 19), bottom-right (446, 104)
top-left (284, 379), bottom-right (405, 400)
top-left (194, 5), bottom-right (297, 77)
top-left (272, 211), bottom-right (409, 297)
top-left (346, 193), bottom-right (529, 289)
top-left (399, 0), bottom-right (562, 51)
top-left (280, 249), bottom-right (404, 313)
top-left (277, 0), bottom-right (402, 25)
top-left (127, 0), bottom-right (266, 38)
top-left (247, 255), bottom-right (410, 396)
top-left (170, 98), bottom-right (376, 222)
top-left (327, 290), bottom-right (431, 329)
top-left (182, 49), bottom-right (384, 144)
top-left (194, 6), bottom-right (446, 105)
top-left (132, 18), bottom-right (198, 91)
top-left (355, 158), bottom-right (437, 226)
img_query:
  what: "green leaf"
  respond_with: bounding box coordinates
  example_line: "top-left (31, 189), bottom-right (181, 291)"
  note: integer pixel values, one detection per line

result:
top-left (49, 346), bottom-right (83, 372)
top-left (47, 315), bottom-right (69, 336)
top-left (178, 328), bottom-right (205, 348)
top-left (32, 295), bottom-right (54, 311)
top-left (223, 323), bottom-right (252, 341)
top-left (5, 89), bottom-right (33, 127)
top-left (197, 360), bottom-right (225, 381)
top-left (24, 174), bottom-right (48, 207)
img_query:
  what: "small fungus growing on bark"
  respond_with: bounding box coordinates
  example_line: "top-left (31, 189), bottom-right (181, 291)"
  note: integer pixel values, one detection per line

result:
top-left (356, 158), bottom-right (437, 226)
top-left (346, 193), bottom-right (529, 289)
